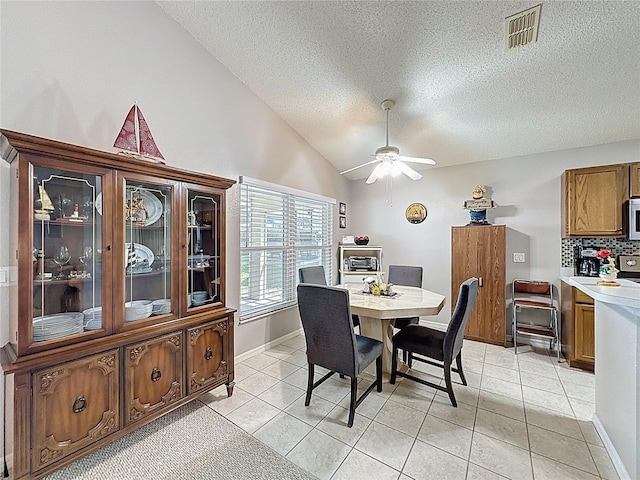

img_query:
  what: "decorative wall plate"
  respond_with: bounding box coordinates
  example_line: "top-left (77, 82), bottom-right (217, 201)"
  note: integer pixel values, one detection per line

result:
top-left (405, 203), bottom-right (427, 224)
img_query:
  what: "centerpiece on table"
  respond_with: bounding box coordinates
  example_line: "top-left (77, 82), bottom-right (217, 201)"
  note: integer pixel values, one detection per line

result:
top-left (595, 249), bottom-right (620, 286)
top-left (363, 273), bottom-right (394, 296)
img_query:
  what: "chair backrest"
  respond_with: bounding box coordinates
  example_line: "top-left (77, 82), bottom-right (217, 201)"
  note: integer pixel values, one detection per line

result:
top-left (297, 284), bottom-right (358, 376)
top-left (387, 265), bottom-right (423, 288)
top-left (444, 277), bottom-right (479, 362)
top-left (298, 266), bottom-right (328, 285)
top-left (512, 279), bottom-right (554, 308)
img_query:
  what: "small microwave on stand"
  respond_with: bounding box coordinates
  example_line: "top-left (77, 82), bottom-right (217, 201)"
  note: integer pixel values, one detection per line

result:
top-left (346, 256), bottom-right (378, 271)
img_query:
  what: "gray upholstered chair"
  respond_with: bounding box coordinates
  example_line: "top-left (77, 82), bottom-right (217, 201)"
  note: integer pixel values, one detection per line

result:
top-left (298, 266), bottom-right (360, 330)
top-left (298, 265), bottom-right (327, 285)
top-left (388, 265), bottom-right (423, 329)
top-left (297, 283), bottom-right (382, 427)
top-left (390, 277), bottom-right (479, 408)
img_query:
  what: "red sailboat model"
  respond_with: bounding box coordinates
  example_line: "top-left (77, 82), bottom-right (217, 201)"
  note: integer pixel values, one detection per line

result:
top-left (113, 104), bottom-right (166, 164)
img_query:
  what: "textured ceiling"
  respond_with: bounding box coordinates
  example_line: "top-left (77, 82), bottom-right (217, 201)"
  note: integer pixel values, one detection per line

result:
top-left (157, 1), bottom-right (640, 180)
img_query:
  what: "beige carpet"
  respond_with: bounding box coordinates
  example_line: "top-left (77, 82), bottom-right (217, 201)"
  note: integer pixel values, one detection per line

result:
top-left (45, 400), bottom-right (316, 480)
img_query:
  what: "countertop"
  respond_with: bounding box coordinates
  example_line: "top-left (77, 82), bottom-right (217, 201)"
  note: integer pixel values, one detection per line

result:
top-left (560, 276), bottom-right (640, 310)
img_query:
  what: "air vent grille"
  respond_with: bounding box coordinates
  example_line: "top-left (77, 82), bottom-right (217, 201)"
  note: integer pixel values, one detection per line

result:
top-left (505, 4), bottom-right (542, 49)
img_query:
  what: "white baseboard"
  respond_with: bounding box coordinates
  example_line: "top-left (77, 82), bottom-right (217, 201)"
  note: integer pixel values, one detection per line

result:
top-left (235, 328), bottom-right (304, 364)
top-left (592, 414), bottom-right (631, 480)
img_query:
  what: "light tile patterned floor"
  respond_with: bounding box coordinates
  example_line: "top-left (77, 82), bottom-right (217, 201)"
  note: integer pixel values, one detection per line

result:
top-left (201, 335), bottom-right (619, 480)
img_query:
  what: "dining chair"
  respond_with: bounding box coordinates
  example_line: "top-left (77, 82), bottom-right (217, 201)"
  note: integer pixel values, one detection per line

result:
top-left (387, 265), bottom-right (423, 329)
top-left (298, 266), bottom-right (360, 330)
top-left (297, 283), bottom-right (382, 427)
top-left (387, 265), bottom-right (423, 363)
top-left (390, 277), bottom-right (479, 408)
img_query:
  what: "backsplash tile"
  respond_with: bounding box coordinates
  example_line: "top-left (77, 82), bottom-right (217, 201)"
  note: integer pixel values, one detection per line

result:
top-left (561, 238), bottom-right (640, 268)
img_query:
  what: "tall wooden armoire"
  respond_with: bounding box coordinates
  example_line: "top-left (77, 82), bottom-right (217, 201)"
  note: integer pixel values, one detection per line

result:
top-left (451, 225), bottom-right (529, 346)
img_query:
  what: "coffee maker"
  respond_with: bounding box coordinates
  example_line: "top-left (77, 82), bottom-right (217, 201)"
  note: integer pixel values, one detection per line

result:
top-left (575, 246), bottom-right (602, 277)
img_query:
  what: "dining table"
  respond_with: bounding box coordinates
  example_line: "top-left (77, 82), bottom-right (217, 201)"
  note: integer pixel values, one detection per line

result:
top-left (338, 283), bottom-right (446, 379)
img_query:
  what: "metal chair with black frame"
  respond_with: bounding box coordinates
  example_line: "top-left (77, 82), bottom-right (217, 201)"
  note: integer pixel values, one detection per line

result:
top-left (298, 266), bottom-right (360, 331)
top-left (512, 279), bottom-right (561, 362)
top-left (390, 277), bottom-right (479, 408)
top-left (388, 265), bottom-right (423, 363)
top-left (297, 283), bottom-right (383, 427)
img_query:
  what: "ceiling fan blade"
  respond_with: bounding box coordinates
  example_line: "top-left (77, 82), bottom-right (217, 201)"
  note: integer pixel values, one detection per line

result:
top-left (365, 163), bottom-right (385, 184)
top-left (340, 159), bottom-right (381, 175)
top-left (398, 155), bottom-right (436, 165)
top-left (396, 161), bottom-right (423, 181)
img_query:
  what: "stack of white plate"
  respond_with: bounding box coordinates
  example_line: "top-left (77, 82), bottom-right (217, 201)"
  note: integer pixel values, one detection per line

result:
top-left (33, 312), bottom-right (84, 341)
top-left (82, 307), bottom-right (103, 330)
top-left (125, 300), bottom-right (153, 321)
top-left (152, 299), bottom-right (171, 315)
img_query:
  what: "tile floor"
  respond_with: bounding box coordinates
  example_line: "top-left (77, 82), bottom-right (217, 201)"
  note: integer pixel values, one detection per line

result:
top-left (201, 334), bottom-right (619, 480)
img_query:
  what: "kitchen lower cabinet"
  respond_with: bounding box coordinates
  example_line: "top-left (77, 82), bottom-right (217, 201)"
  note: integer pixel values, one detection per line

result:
top-left (561, 282), bottom-right (595, 370)
top-left (31, 350), bottom-right (120, 472)
top-left (187, 317), bottom-right (234, 395)
top-left (125, 332), bottom-right (184, 425)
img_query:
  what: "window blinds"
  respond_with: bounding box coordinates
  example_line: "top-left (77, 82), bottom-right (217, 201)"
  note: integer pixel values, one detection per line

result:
top-left (240, 179), bottom-right (334, 322)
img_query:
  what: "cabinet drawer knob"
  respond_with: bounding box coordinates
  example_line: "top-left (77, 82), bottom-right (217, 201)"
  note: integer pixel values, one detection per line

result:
top-left (151, 367), bottom-right (162, 382)
top-left (204, 347), bottom-right (213, 361)
top-left (72, 395), bottom-right (87, 414)
top-left (478, 277), bottom-right (483, 287)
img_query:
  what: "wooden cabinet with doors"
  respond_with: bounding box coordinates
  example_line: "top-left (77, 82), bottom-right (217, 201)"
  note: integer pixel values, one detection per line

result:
top-left (562, 164), bottom-right (629, 237)
top-left (560, 282), bottom-right (595, 371)
top-left (630, 162), bottom-right (640, 197)
top-left (187, 317), bottom-right (233, 395)
top-left (0, 130), bottom-right (236, 479)
top-left (451, 225), bottom-right (529, 346)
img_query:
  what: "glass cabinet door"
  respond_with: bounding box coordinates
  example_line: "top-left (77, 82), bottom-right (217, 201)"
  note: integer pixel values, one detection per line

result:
top-left (122, 180), bottom-right (173, 325)
top-left (32, 166), bottom-right (104, 343)
top-left (186, 188), bottom-right (222, 310)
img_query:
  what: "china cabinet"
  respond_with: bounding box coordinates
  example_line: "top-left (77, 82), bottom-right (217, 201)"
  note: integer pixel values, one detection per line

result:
top-left (562, 164), bottom-right (629, 237)
top-left (0, 130), bottom-right (236, 479)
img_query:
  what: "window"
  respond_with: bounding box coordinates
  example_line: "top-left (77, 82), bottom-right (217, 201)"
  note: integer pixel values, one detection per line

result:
top-left (239, 177), bottom-right (335, 322)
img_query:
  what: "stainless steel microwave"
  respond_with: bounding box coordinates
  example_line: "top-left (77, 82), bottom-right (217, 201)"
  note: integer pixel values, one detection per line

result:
top-left (629, 199), bottom-right (640, 240)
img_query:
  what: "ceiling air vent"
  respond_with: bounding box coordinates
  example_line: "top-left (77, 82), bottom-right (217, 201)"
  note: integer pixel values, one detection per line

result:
top-left (505, 4), bottom-right (542, 49)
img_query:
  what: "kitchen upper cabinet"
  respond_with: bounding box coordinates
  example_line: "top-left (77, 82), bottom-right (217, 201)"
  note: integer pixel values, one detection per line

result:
top-left (0, 129), bottom-right (235, 480)
top-left (562, 164), bottom-right (629, 237)
top-left (631, 162), bottom-right (640, 197)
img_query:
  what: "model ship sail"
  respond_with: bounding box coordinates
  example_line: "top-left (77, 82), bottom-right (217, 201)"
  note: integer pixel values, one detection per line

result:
top-left (113, 104), bottom-right (166, 163)
top-left (34, 184), bottom-right (55, 220)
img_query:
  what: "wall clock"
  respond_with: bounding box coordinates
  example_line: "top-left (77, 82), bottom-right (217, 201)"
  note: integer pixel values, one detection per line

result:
top-left (405, 203), bottom-right (427, 224)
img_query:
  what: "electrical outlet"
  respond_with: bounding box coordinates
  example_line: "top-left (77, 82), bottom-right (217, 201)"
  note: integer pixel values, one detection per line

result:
top-left (513, 253), bottom-right (526, 263)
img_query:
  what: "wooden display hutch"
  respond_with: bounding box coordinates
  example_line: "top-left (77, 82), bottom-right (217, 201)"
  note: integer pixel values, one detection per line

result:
top-left (0, 130), bottom-right (236, 479)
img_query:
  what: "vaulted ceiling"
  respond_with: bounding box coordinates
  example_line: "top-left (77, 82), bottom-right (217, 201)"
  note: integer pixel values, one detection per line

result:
top-left (157, 1), bottom-right (640, 180)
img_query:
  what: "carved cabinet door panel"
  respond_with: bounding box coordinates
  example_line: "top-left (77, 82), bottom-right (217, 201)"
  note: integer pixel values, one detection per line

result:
top-left (187, 318), bottom-right (229, 394)
top-left (31, 350), bottom-right (120, 471)
top-left (125, 331), bottom-right (184, 425)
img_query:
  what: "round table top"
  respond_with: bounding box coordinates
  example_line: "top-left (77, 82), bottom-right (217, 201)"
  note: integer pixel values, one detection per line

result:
top-left (338, 284), bottom-right (446, 319)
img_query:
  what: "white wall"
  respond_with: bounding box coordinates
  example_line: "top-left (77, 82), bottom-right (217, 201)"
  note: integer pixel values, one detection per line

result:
top-left (347, 140), bottom-right (640, 324)
top-left (0, 1), bottom-right (352, 360)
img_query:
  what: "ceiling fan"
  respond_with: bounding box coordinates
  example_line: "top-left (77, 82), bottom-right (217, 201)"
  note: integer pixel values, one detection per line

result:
top-left (340, 99), bottom-right (436, 184)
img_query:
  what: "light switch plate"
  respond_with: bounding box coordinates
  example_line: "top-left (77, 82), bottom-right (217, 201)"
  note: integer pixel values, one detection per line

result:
top-left (513, 253), bottom-right (526, 263)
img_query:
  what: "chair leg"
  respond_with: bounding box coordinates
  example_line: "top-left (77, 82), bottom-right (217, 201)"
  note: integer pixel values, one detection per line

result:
top-left (376, 355), bottom-right (382, 392)
top-left (348, 377), bottom-right (357, 427)
top-left (390, 346), bottom-right (398, 384)
top-left (444, 362), bottom-right (457, 408)
top-left (513, 306), bottom-right (518, 355)
top-left (305, 364), bottom-right (314, 406)
top-left (408, 351), bottom-right (413, 368)
top-left (403, 349), bottom-right (407, 364)
top-left (455, 353), bottom-right (467, 386)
